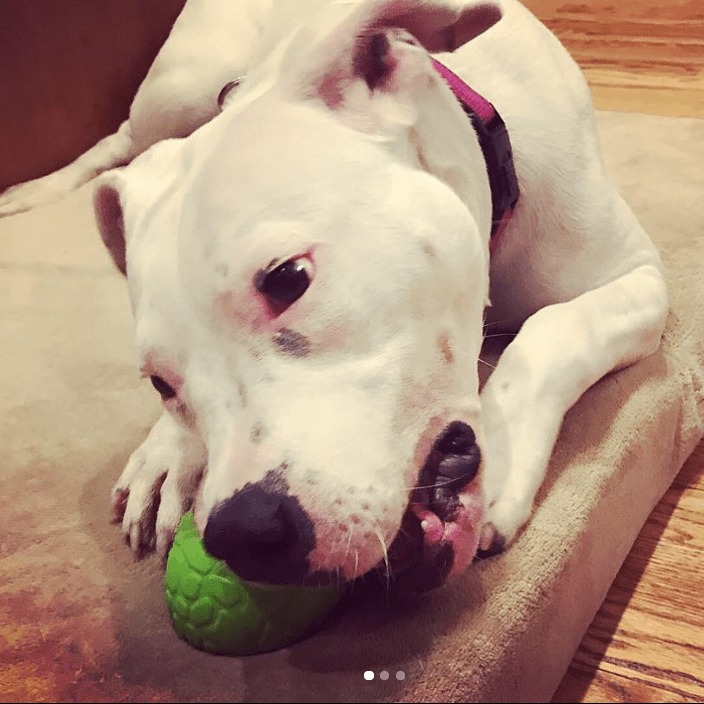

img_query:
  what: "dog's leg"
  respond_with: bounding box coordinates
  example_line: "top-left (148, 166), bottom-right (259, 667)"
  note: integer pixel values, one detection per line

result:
top-left (0, 0), bottom-right (277, 217)
top-left (0, 121), bottom-right (139, 217)
top-left (112, 411), bottom-right (207, 558)
top-left (480, 262), bottom-right (668, 552)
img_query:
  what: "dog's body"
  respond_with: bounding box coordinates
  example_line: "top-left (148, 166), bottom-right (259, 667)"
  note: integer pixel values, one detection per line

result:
top-left (2, 0), bottom-right (668, 590)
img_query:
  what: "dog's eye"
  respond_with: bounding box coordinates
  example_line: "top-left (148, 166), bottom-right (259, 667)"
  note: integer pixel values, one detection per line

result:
top-left (256, 258), bottom-right (311, 312)
top-left (150, 375), bottom-right (176, 400)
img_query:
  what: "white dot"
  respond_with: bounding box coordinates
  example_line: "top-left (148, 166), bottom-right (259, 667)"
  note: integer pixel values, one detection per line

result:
top-left (364, 671), bottom-right (374, 680)
top-left (380, 671), bottom-right (389, 680)
top-left (396, 670), bottom-right (406, 680)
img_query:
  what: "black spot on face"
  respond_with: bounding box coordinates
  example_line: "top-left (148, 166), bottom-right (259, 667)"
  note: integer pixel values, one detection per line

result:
top-left (423, 243), bottom-right (438, 259)
top-left (438, 332), bottom-right (454, 364)
top-left (260, 466), bottom-right (290, 495)
top-left (237, 381), bottom-right (248, 407)
top-left (250, 422), bottom-right (267, 444)
top-left (273, 328), bottom-right (310, 357)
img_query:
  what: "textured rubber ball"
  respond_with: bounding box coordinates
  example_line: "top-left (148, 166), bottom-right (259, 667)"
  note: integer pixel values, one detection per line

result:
top-left (165, 512), bottom-right (342, 656)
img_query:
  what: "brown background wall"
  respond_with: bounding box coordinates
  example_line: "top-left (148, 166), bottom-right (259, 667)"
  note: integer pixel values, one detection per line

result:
top-left (1, 0), bottom-right (701, 191)
top-left (0, 0), bottom-right (186, 191)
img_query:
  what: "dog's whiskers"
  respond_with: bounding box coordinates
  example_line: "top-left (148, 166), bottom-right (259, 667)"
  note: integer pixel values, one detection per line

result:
top-left (452, 345), bottom-right (499, 370)
top-left (370, 517), bottom-right (392, 578)
top-left (342, 527), bottom-right (356, 584)
top-left (381, 475), bottom-right (467, 495)
top-left (482, 316), bottom-right (513, 331)
top-left (482, 332), bottom-right (516, 339)
top-left (371, 517), bottom-right (394, 595)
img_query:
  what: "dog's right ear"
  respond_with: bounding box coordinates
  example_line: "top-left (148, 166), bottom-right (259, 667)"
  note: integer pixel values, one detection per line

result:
top-left (283, 0), bottom-right (502, 109)
top-left (93, 172), bottom-right (127, 276)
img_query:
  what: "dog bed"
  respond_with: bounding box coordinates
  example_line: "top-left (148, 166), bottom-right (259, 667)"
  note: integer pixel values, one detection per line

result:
top-left (1, 110), bottom-right (702, 703)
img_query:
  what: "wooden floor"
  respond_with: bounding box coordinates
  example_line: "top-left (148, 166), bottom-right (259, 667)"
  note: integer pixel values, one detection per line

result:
top-left (553, 440), bottom-right (704, 702)
top-left (525, 0), bottom-right (704, 119)
top-left (519, 1), bottom-right (704, 701)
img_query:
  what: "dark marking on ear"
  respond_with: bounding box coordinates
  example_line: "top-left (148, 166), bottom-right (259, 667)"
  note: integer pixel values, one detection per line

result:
top-left (450, 3), bottom-right (503, 51)
top-left (355, 32), bottom-right (394, 90)
top-left (381, 2), bottom-right (503, 53)
top-left (274, 328), bottom-right (311, 357)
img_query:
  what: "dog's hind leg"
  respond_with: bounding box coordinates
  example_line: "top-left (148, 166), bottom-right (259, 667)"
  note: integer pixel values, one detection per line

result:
top-left (0, 120), bottom-right (139, 217)
top-left (479, 261), bottom-right (668, 553)
top-left (0, 0), bottom-right (276, 217)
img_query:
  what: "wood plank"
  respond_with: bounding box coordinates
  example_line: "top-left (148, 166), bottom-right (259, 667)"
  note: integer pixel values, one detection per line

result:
top-left (525, 0), bottom-right (704, 118)
top-left (552, 440), bottom-right (704, 703)
top-left (0, 0), bottom-right (187, 190)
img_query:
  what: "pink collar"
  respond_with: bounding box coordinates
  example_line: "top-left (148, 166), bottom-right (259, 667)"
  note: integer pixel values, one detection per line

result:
top-left (431, 59), bottom-right (519, 254)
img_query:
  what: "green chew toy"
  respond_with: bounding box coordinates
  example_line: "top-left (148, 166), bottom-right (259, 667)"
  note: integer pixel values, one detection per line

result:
top-left (165, 511), bottom-right (342, 656)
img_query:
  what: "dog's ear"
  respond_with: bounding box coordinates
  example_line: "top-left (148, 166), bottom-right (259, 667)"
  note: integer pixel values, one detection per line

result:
top-left (356, 0), bottom-right (502, 53)
top-left (287, 0), bottom-right (501, 109)
top-left (93, 171), bottom-right (127, 276)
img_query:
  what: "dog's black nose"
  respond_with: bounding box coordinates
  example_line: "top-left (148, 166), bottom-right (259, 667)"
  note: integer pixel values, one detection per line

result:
top-left (203, 483), bottom-right (315, 584)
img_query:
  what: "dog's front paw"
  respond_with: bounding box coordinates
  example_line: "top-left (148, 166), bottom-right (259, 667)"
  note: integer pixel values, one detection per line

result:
top-left (475, 523), bottom-right (505, 559)
top-left (112, 411), bottom-right (206, 559)
top-left (476, 494), bottom-right (533, 559)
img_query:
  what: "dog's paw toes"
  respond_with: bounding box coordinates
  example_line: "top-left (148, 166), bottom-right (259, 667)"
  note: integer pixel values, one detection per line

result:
top-left (480, 495), bottom-right (533, 556)
top-left (110, 413), bottom-right (207, 559)
top-left (474, 523), bottom-right (506, 560)
top-left (0, 189), bottom-right (39, 217)
top-left (154, 476), bottom-right (190, 559)
top-left (114, 468), bottom-right (167, 558)
top-left (111, 487), bottom-right (130, 523)
top-left (126, 516), bottom-right (157, 559)
top-left (156, 524), bottom-right (177, 563)
top-left (475, 529), bottom-right (506, 560)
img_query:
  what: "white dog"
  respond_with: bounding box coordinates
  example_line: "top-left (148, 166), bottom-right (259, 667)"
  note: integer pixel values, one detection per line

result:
top-left (1, 0), bottom-right (668, 591)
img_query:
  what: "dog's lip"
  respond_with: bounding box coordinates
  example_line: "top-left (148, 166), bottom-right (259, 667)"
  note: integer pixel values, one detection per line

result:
top-left (385, 481), bottom-right (485, 591)
top-left (379, 421), bottom-right (487, 591)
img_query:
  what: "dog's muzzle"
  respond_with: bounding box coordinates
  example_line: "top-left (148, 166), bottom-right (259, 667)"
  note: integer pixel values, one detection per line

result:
top-left (202, 422), bottom-right (482, 591)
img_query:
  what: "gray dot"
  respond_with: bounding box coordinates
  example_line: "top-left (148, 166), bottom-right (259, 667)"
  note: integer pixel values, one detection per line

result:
top-left (380, 671), bottom-right (389, 680)
top-left (396, 670), bottom-right (406, 680)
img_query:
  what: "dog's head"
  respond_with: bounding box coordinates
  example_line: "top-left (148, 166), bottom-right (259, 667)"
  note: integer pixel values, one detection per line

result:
top-left (95, 0), bottom-right (501, 591)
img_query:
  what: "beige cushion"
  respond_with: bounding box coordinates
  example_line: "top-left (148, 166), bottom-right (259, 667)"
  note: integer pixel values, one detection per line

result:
top-left (1, 110), bottom-right (702, 702)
